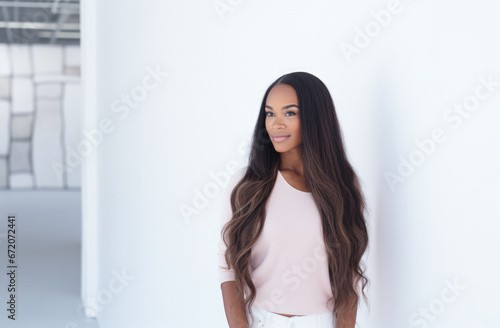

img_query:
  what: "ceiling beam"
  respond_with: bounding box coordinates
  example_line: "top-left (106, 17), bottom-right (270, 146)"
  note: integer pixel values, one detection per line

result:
top-left (0, 21), bottom-right (80, 30)
top-left (0, 1), bottom-right (79, 10)
top-left (38, 31), bottom-right (80, 39)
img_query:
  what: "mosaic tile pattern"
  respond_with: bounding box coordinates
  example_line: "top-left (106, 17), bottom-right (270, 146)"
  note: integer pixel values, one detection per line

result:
top-left (9, 140), bottom-right (31, 172)
top-left (37, 83), bottom-right (63, 98)
top-left (0, 44), bottom-right (81, 190)
top-left (0, 158), bottom-right (6, 188)
top-left (10, 44), bottom-right (32, 75)
top-left (11, 77), bottom-right (34, 114)
top-left (0, 46), bottom-right (10, 75)
top-left (11, 114), bottom-right (33, 139)
top-left (33, 99), bottom-right (64, 188)
top-left (0, 101), bottom-right (9, 155)
top-left (0, 76), bottom-right (9, 98)
top-left (63, 84), bottom-right (82, 188)
top-left (10, 173), bottom-right (34, 188)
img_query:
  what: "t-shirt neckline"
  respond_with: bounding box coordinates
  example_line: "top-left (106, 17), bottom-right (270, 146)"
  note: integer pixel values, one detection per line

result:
top-left (277, 170), bottom-right (312, 194)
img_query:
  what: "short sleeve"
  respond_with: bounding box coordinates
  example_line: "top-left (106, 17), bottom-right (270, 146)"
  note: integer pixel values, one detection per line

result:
top-left (217, 166), bottom-right (247, 286)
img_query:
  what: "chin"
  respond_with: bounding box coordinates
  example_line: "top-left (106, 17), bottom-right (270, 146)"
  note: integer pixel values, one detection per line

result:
top-left (274, 146), bottom-right (292, 152)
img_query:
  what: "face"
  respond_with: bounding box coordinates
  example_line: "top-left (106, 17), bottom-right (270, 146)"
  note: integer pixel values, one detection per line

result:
top-left (264, 84), bottom-right (302, 152)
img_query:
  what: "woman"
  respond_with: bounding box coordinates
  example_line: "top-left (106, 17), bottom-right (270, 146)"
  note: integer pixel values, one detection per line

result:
top-left (218, 71), bottom-right (369, 328)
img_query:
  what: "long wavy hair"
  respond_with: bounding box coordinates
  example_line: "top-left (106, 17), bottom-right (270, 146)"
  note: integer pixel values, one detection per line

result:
top-left (221, 71), bottom-right (370, 328)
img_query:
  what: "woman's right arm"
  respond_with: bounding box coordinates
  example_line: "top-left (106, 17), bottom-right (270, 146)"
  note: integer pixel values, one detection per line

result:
top-left (218, 167), bottom-right (248, 327)
top-left (221, 281), bottom-right (248, 328)
top-left (218, 227), bottom-right (248, 328)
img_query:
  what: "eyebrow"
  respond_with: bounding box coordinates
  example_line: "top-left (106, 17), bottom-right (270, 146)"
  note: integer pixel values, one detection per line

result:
top-left (265, 104), bottom-right (299, 110)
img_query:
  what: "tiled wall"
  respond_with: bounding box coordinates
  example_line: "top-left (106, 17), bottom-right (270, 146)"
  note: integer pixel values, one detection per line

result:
top-left (0, 44), bottom-right (81, 190)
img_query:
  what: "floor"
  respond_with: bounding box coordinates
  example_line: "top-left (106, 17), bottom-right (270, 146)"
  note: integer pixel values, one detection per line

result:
top-left (0, 191), bottom-right (99, 328)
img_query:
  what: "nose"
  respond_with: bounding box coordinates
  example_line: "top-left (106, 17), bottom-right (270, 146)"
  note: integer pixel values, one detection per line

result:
top-left (272, 116), bottom-right (285, 128)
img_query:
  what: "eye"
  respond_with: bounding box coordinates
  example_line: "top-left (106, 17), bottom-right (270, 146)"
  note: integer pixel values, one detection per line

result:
top-left (265, 111), bottom-right (296, 117)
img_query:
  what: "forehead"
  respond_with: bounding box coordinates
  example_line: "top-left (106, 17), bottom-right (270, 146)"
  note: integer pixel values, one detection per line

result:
top-left (266, 84), bottom-right (298, 104)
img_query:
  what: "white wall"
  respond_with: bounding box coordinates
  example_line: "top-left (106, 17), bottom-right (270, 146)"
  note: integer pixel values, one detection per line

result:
top-left (81, 0), bottom-right (500, 327)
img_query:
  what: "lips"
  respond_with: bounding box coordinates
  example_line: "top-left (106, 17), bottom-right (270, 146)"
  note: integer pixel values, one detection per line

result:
top-left (272, 134), bottom-right (290, 142)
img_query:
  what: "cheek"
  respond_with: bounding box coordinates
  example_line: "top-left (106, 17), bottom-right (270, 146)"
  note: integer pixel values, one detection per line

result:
top-left (292, 120), bottom-right (301, 134)
top-left (293, 121), bottom-right (302, 142)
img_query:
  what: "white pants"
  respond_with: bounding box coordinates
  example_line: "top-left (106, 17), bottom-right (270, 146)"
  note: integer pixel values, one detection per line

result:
top-left (248, 305), bottom-right (336, 328)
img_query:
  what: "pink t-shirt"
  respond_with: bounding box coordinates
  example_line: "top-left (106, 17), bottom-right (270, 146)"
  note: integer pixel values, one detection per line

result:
top-left (217, 167), bottom-right (334, 315)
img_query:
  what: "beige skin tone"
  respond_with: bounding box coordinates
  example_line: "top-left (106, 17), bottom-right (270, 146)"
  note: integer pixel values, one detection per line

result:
top-left (221, 84), bottom-right (357, 327)
top-left (265, 83), bottom-right (309, 195)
